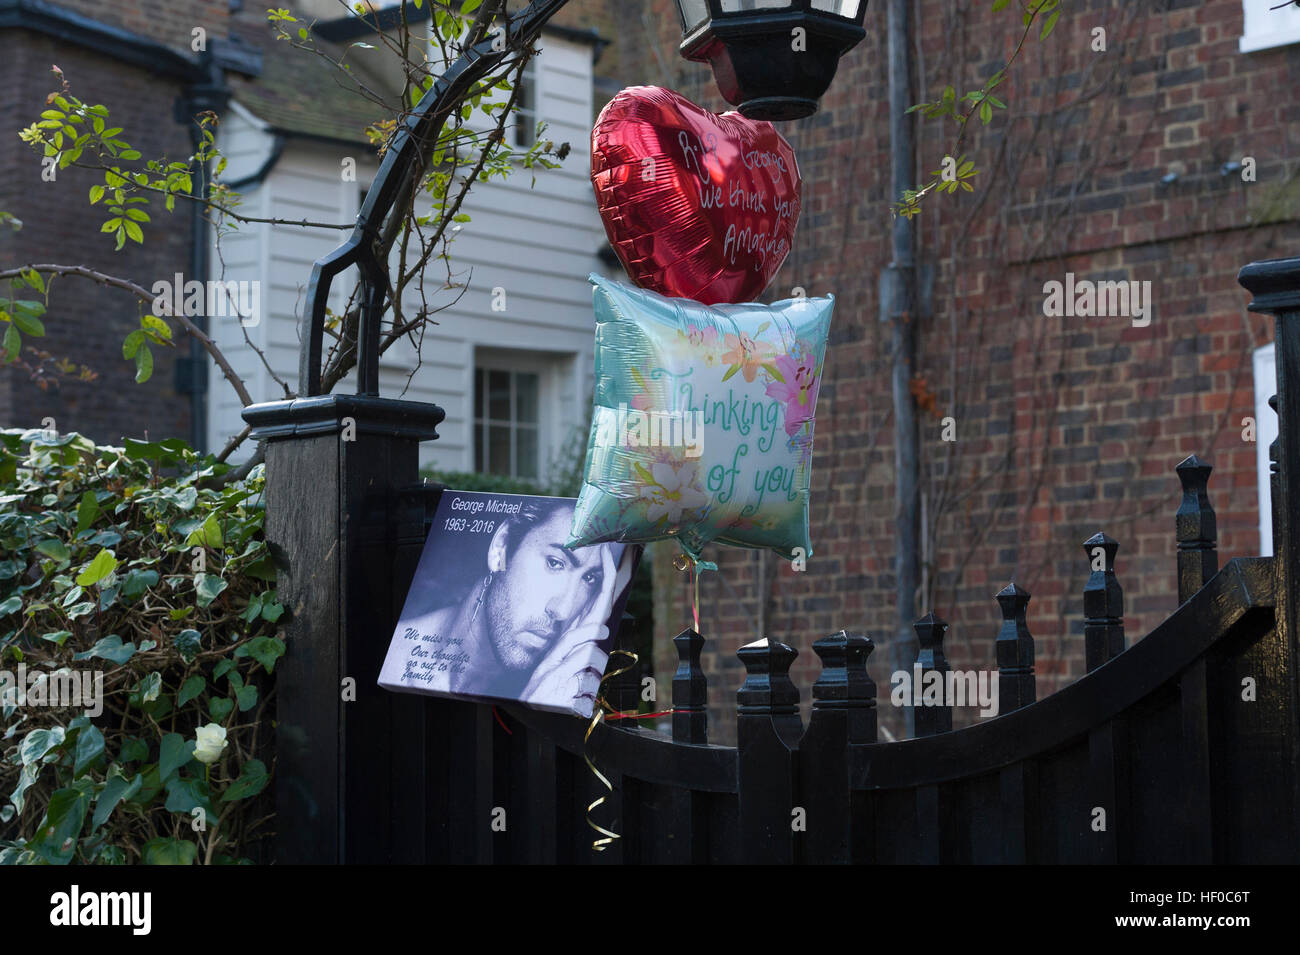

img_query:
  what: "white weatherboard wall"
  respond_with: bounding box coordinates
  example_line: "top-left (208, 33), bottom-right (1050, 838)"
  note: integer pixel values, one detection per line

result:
top-left (207, 35), bottom-right (611, 482)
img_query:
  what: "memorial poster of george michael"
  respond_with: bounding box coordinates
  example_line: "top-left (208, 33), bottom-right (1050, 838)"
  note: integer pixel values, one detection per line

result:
top-left (378, 490), bottom-right (640, 718)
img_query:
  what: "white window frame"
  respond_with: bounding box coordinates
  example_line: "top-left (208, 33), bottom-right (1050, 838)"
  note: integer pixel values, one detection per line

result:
top-left (473, 351), bottom-right (555, 482)
top-left (1254, 342), bottom-right (1278, 555)
top-left (512, 56), bottom-right (541, 149)
top-left (1240, 0), bottom-right (1300, 53)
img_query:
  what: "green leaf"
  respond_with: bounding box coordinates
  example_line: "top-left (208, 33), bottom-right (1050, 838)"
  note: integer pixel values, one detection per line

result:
top-left (142, 837), bottom-right (197, 865)
top-left (721, 364), bottom-right (740, 382)
top-left (141, 313), bottom-right (172, 341)
top-left (29, 785), bottom-right (92, 864)
top-left (75, 548), bottom-right (117, 586)
top-left (119, 737), bottom-right (148, 764)
top-left (74, 724), bottom-right (104, 774)
top-left (20, 726), bottom-right (65, 765)
top-left (194, 573), bottom-right (227, 607)
top-left (34, 538), bottom-right (69, 561)
top-left (41, 630), bottom-right (72, 646)
top-left (93, 769), bottom-right (142, 829)
top-left (164, 774), bottom-right (213, 817)
top-left (120, 568), bottom-right (158, 599)
top-left (134, 344), bottom-right (153, 383)
top-left (121, 328), bottom-right (144, 359)
top-left (76, 491), bottom-right (99, 533)
top-left (158, 733), bottom-right (194, 783)
top-left (220, 759), bottom-right (268, 802)
top-left (3, 323), bottom-right (20, 361)
top-left (138, 671), bottom-right (162, 704)
top-left (761, 363), bottom-right (786, 384)
top-left (72, 634), bottom-right (138, 665)
top-left (0, 596), bottom-right (21, 617)
top-left (195, 514), bottom-right (223, 549)
top-left (235, 682), bottom-right (258, 712)
top-left (174, 628), bottom-right (202, 664)
top-left (178, 673), bottom-right (206, 707)
top-left (11, 309), bottom-right (44, 337)
top-left (243, 636), bottom-right (284, 673)
top-left (1041, 8), bottom-right (1060, 39)
top-left (979, 100), bottom-right (993, 124)
top-left (209, 697), bottom-right (234, 723)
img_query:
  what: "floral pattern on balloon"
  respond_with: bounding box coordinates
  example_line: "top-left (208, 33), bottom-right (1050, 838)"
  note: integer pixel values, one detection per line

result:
top-left (568, 274), bottom-right (834, 561)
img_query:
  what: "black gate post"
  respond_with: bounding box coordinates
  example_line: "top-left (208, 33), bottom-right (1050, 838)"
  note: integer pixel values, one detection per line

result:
top-left (1238, 258), bottom-right (1300, 836)
top-left (736, 638), bottom-right (802, 864)
top-left (244, 394), bottom-right (442, 864)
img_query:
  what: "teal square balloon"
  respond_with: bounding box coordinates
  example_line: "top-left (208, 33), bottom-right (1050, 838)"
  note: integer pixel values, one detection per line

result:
top-left (568, 274), bottom-right (834, 561)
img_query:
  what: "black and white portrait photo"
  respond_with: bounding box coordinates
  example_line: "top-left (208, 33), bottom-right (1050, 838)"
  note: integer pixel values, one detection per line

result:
top-left (377, 491), bottom-right (639, 718)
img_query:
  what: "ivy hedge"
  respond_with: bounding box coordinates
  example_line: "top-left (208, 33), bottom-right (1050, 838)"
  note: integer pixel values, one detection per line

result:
top-left (0, 429), bottom-right (279, 864)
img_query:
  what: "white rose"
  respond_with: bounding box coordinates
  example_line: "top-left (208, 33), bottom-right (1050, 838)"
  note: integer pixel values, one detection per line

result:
top-left (193, 723), bottom-right (228, 765)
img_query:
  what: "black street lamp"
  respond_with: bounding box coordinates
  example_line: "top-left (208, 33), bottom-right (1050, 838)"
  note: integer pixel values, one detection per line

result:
top-left (674, 0), bottom-right (867, 120)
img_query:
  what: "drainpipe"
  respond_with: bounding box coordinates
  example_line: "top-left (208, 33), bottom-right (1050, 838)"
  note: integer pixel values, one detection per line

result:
top-left (880, 0), bottom-right (923, 736)
top-left (174, 40), bottom-right (256, 451)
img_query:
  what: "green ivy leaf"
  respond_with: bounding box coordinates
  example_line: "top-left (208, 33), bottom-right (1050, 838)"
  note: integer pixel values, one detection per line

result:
top-left (220, 759), bottom-right (268, 802)
top-left (164, 774), bottom-right (213, 817)
top-left (73, 724), bottom-right (104, 775)
top-left (235, 682), bottom-right (258, 712)
top-left (177, 673), bottom-right (206, 707)
top-left (92, 769), bottom-right (142, 831)
top-left (158, 732), bottom-right (194, 783)
top-left (138, 671), bottom-right (162, 704)
top-left (119, 737), bottom-right (148, 764)
top-left (76, 491), bottom-right (99, 533)
top-left (19, 726), bottom-right (65, 765)
top-left (34, 538), bottom-right (69, 562)
top-left (209, 697), bottom-right (234, 723)
top-left (141, 837), bottom-right (197, 865)
top-left (93, 769), bottom-right (142, 829)
top-left (194, 573), bottom-right (227, 607)
top-left (29, 785), bottom-right (92, 864)
top-left (174, 628), bottom-right (202, 664)
top-left (75, 548), bottom-right (117, 586)
top-left (72, 634), bottom-right (138, 665)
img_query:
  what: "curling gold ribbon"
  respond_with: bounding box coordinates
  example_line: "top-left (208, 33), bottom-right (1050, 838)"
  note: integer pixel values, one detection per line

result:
top-left (673, 549), bottom-right (717, 634)
top-left (584, 648), bottom-right (640, 852)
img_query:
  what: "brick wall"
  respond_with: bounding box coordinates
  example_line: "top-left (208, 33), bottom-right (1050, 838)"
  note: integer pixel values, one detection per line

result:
top-left (574, 0), bottom-right (1300, 743)
top-left (1, 30), bottom-right (196, 446)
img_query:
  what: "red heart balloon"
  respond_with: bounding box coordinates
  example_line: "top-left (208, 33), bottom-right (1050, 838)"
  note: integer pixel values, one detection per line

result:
top-left (591, 86), bottom-right (801, 306)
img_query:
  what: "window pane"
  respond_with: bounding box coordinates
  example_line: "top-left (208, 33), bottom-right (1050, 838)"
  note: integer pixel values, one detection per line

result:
top-left (474, 426), bottom-right (485, 473)
top-left (488, 425), bottom-right (512, 475)
top-left (678, 0), bottom-right (709, 29)
top-left (515, 372), bottom-right (539, 424)
top-left (811, 0), bottom-right (860, 16)
top-left (475, 367), bottom-right (484, 419)
top-left (514, 64), bottom-right (537, 147)
top-left (516, 427), bottom-right (538, 479)
top-left (488, 369), bottom-right (511, 421)
top-left (721, 0), bottom-right (791, 11)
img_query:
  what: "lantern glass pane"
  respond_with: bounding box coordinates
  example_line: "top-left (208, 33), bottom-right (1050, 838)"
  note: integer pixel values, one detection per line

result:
top-left (811, 0), bottom-right (861, 16)
top-left (720, 0), bottom-right (792, 12)
top-left (677, 0), bottom-right (709, 29)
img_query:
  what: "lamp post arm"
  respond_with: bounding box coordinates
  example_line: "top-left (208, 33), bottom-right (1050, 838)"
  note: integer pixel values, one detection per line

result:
top-left (298, 0), bottom-right (572, 398)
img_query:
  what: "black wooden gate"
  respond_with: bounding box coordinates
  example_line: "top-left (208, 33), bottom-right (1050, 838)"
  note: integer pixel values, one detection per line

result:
top-left (242, 258), bottom-right (1300, 865)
